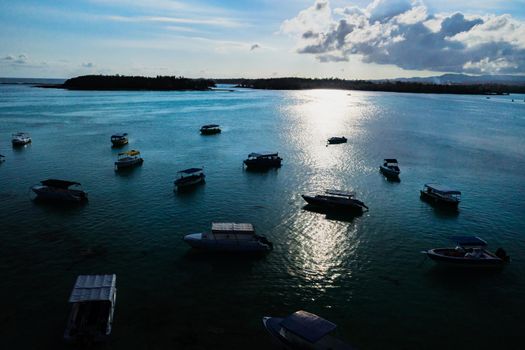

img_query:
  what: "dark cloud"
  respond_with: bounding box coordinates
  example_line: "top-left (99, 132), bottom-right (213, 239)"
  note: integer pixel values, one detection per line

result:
top-left (2, 54), bottom-right (28, 64)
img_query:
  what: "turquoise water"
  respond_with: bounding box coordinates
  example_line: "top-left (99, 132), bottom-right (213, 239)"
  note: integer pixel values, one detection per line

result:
top-left (0, 84), bottom-right (524, 349)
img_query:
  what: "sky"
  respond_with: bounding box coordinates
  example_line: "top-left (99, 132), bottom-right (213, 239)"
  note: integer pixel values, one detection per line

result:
top-left (1, 0), bottom-right (524, 79)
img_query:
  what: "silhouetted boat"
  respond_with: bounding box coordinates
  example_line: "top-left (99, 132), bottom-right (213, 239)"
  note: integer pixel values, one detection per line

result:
top-left (420, 183), bottom-right (461, 208)
top-left (302, 189), bottom-right (368, 214)
top-left (31, 179), bottom-right (88, 202)
top-left (243, 152), bottom-right (282, 169)
top-left (174, 168), bottom-right (205, 189)
top-left (380, 158), bottom-right (400, 178)
top-left (64, 274), bottom-right (117, 343)
top-left (115, 150), bottom-right (143, 170)
top-left (422, 236), bottom-right (510, 267)
top-left (200, 124), bottom-right (221, 135)
top-left (111, 133), bottom-right (128, 147)
top-left (263, 310), bottom-right (354, 350)
top-left (184, 222), bottom-right (273, 253)
top-left (0, 154), bottom-right (5, 162)
top-left (12, 132), bottom-right (31, 146)
top-left (327, 136), bottom-right (347, 144)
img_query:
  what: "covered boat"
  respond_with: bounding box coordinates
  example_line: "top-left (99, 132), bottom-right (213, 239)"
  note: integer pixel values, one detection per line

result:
top-left (184, 222), bottom-right (273, 253)
top-left (31, 179), bottom-right (88, 202)
top-left (302, 189), bottom-right (368, 214)
top-left (420, 183), bottom-right (461, 207)
top-left (380, 158), bottom-right (400, 178)
top-left (111, 133), bottom-right (128, 147)
top-left (200, 124), bottom-right (221, 135)
top-left (174, 168), bottom-right (205, 189)
top-left (423, 236), bottom-right (510, 267)
top-left (64, 274), bottom-right (117, 343)
top-left (12, 132), bottom-right (31, 146)
top-left (327, 136), bottom-right (347, 145)
top-left (263, 310), bottom-right (354, 350)
top-left (115, 150), bottom-right (143, 170)
top-left (243, 152), bottom-right (282, 169)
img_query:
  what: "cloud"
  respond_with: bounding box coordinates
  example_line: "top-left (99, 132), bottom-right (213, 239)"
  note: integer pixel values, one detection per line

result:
top-left (106, 15), bottom-right (244, 28)
top-left (250, 44), bottom-right (260, 51)
top-left (82, 62), bottom-right (95, 68)
top-left (2, 54), bottom-right (28, 64)
top-left (281, 0), bottom-right (525, 74)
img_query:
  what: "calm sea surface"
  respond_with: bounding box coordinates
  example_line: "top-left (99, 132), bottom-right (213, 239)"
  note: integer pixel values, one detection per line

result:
top-left (0, 83), bottom-right (524, 349)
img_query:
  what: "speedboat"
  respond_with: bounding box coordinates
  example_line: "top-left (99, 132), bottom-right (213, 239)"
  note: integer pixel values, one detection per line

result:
top-left (200, 124), bottom-right (221, 135)
top-left (302, 189), bottom-right (368, 214)
top-left (64, 274), bottom-right (117, 343)
top-left (184, 222), bottom-right (273, 253)
top-left (420, 183), bottom-right (461, 208)
top-left (31, 179), bottom-right (88, 203)
top-left (243, 152), bottom-right (282, 169)
top-left (262, 310), bottom-right (354, 350)
top-left (422, 236), bottom-right (510, 267)
top-left (380, 158), bottom-right (400, 178)
top-left (12, 132), bottom-right (31, 146)
top-left (114, 150), bottom-right (143, 170)
top-left (111, 133), bottom-right (128, 147)
top-left (174, 168), bottom-right (205, 189)
top-left (327, 136), bottom-right (347, 145)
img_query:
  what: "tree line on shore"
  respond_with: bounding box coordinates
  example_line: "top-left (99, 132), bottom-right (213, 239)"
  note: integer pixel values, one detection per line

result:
top-left (62, 75), bottom-right (216, 90)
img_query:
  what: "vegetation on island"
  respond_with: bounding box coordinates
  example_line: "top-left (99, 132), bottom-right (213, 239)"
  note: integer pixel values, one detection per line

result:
top-left (60, 75), bottom-right (216, 91)
top-left (215, 78), bottom-right (525, 95)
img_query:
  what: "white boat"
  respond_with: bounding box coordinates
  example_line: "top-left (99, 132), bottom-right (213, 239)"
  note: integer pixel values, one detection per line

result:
top-left (12, 132), bottom-right (31, 146)
top-left (263, 310), bottom-right (354, 350)
top-left (31, 179), bottom-right (88, 203)
top-left (115, 150), bottom-right (143, 170)
top-left (380, 158), bottom-right (400, 177)
top-left (184, 222), bottom-right (273, 253)
top-left (64, 274), bottom-right (117, 343)
top-left (174, 168), bottom-right (205, 189)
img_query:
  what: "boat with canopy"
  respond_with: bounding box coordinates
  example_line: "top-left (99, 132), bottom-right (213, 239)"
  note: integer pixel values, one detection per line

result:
top-left (184, 222), bottom-right (273, 253)
top-left (110, 133), bottom-right (128, 147)
top-left (422, 236), bottom-right (510, 267)
top-left (302, 189), bottom-right (368, 214)
top-left (64, 274), bottom-right (117, 343)
top-left (31, 179), bottom-right (88, 202)
top-left (243, 152), bottom-right (282, 169)
top-left (12, 132), bottom-right (31, 146)
top-left (380, 158), bottom-right (400, 178)
top-left (263, 310), bottom-right (354, 350)
top-left (200, 124), bottom-right (221, 135)
top-left (174, 168), bottom-right (205, 189)
top-left (420, 183), bottom-right (461, 207)
top-left (114, 150), bottom-right (143, 170)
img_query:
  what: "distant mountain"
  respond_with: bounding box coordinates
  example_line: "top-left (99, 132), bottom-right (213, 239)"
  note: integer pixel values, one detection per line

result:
top-left (387, 74), bottom-right (525, 85)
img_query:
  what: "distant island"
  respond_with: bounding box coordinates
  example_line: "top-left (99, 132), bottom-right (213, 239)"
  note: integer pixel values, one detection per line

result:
top-left (216, 77), bottom-right (525, 95)
top-left (39, 75), bottom-right (215, 91)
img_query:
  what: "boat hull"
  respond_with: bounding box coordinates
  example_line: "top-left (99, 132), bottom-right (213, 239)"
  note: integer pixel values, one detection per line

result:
top-left (379, 165), bottom-right (400, 177)
top-left (327, 137), bottom-right (347, 144)
top-left (111, 139), bottom-right (128, 147)
top-left (174, 175), bottom-right (205, 188)
top-left (32, 186), bottom-right (88, 203)
top-left (115, 158), bottom-right (143, 170)
top-left (12, 139), bottom-right (31, 146)
top-left (302, 195), bottom-right (364, 214)
top-left (184, 233), bottom-right (271, 253)
top-left (420, 191), bottom-right (459, 208)
top-left (243, 158), bottom-right (282, 169)
top-left (200, 129), bottom-right (221, 135)
top-left (425, 248), bottom-right (507, 267)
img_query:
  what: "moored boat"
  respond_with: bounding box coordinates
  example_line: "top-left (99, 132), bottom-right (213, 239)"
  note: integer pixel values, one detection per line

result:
top-left (200, 124), bottom-right (221, 135)
top-left (262, 310), bottom-right (354, 350)
top-left (0, 154), bottom-right (5, 162)
top-left (423, 236), bottom-right (510, 267)
top-left (243, 152), bottom-right (282, 169)
top-left (31, 179), bottom-right (88, 203)
top-left (12, 132), bottom-right (31, 146)
top-left (64, 274), bottom-right (117, 343)
top-left (420, 183), bottom-right (461, 208)
top-left (380, 158), bottom-right (400, 178)
top-left (111, 133), bottom-right (128, 147)
top-left (302, 189), bottom-right (368, 214)
top-left (174, 168), bottom-right (205, 189)
top-left (327, 136), bottom-right (347, 145)
top-left (184, 222), bottom-right (273, 253)
top-left (114, 150), bottom-right (143, 170)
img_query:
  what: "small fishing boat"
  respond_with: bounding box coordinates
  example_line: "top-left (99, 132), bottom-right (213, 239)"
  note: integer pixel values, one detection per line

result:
top-left (327, 136), bottom-right (347, 145)
top-left (31, 179), bottom-right (88, 202)
top-left (420, 183), bottom-right (461, 208)
top-left (114, 150), bottom-right (143, 170)
top-left (12, 132), bottom-right (31, 146)
top-left (200, 124), bottom-right (221, 135)
top-left (263, 310), bottom-right (354, 350)
top-left (184, 222), bottom-right (273, 253)
top-left (423, 236), bottom-right (510, 267)
top-left (174, 168), bottom-right (205, 189)
top-left (0, 154), bottom-right (5, 162)
top-left (111, 133), bottom-right (128, 147)
top-left (302, 189), bottom-right (368, 214)
top-left (243, 152), bottom-right (282, 169)
top-left (380, 158), bottom-right (400, 178)
top-left (64, 274), bottom-right (117, 343)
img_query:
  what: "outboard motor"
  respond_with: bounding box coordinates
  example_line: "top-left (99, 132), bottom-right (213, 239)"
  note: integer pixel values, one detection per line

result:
top-left (495, 248), bottom-right (510, 263)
